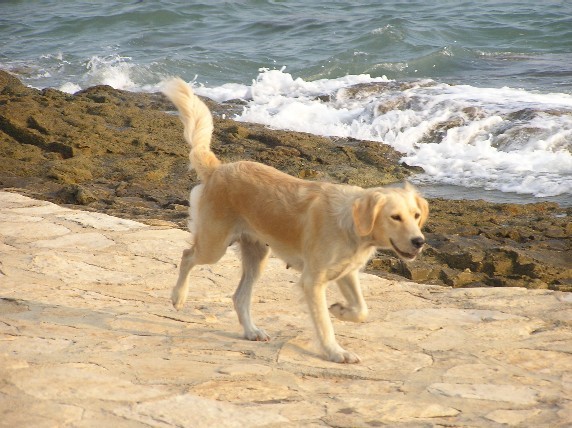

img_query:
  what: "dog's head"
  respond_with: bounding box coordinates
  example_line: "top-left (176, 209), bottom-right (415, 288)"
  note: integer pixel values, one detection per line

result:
top-left (352, 183), bottom-right (429, 261)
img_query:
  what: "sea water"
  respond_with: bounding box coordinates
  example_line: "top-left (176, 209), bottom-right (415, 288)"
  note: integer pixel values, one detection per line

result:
top-left (2, 0), bottom-right (571, 205)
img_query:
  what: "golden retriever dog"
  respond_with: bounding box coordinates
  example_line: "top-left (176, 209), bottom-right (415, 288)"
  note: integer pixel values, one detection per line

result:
top-left (162, 78), bottom-right (428, 363)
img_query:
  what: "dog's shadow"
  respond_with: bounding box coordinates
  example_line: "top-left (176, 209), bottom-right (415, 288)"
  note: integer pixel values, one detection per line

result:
top-left (205, 328), bottom-right (324, 362)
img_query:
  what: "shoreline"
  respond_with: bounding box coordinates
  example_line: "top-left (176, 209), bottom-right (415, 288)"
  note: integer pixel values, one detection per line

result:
top-left (0, 70), bottom-right (570, 291)
top-left (414, 183), bottom-right (571, 208)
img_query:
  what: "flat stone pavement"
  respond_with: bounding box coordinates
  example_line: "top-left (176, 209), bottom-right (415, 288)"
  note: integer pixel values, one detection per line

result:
top-left (0, 190), bottom-right (571, 427)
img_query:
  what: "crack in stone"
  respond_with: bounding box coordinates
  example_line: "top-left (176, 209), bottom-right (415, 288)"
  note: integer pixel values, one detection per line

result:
top-left (151, 313), bottom-right (204, 325)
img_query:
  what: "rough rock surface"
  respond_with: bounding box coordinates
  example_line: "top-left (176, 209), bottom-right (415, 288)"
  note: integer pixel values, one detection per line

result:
top-left (0, 70), bottom-right (570, 291)
top-left (1, 191), bottom-right (571, 427)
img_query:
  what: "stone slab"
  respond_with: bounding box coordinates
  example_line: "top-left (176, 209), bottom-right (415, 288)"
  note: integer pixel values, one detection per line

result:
top-left (0, 191), bottom-right (571, 427)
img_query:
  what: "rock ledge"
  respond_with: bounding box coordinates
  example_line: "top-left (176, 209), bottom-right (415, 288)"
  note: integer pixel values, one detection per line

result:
top-left (1, 191), bottom-right (570, 427)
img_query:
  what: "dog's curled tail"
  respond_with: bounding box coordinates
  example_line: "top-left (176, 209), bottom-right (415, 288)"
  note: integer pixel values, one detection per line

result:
top-left (162, 77), bottom-right (220, 181)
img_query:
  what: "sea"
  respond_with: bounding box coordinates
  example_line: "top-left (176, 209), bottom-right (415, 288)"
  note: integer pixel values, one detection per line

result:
top-left (2, 0), bottom-right (571, 206)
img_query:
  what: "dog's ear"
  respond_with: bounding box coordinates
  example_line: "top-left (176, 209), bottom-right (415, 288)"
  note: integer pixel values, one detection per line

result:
top-left (415, 194), bottom-right (429, 227)
top-left (352, 193), bottom-right (385, 236)
top-left (404, 181), bottom-right (415, 192)
top-left (404, 182), bottom-right (429, 227)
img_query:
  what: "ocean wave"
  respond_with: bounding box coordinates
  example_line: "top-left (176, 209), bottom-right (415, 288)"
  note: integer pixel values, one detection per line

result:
top-left (3, 45), bottom-right (570, 202)
top-left (84, 55), bottom-right (137, 90)
top-left (13, 54), bottom-right (570, 200)
top-left (198, 69), bottom-right (572, 199)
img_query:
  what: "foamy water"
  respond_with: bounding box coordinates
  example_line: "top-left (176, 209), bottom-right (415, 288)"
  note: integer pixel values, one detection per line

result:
top-left (195, 69), bottom-right (572, 201)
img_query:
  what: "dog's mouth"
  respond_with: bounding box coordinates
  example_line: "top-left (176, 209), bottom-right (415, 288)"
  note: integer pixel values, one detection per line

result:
top-left (390, 239), bottom-right (419, 261)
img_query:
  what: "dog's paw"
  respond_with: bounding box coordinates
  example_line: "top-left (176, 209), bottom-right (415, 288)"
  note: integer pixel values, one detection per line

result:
top-left (171, 289), bottom-right (187, 311)
top-left (329, 302), bottom-right (347, 319)
top-left (244, 327), bottom-right (270, 342)
top-left (327, 348), bottom-right (361, 364)
top-left (329, 303), bottom-right (368, 323)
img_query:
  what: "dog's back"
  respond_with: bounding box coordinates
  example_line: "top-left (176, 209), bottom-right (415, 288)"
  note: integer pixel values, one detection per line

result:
top-left (202, 160), bottom-right (351, 265)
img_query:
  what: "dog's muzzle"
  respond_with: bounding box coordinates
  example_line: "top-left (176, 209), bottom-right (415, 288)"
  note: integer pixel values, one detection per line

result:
top-left (390, 237), bottom-right (425, 261)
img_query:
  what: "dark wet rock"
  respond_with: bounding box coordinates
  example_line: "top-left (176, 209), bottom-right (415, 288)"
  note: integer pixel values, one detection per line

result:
top-left (370, 199), bottom-right (571, 291)
top-left (211, 121), bottom-right (416, 186)
top-left (1, 70), bottom-right (570, 291)
top-left (58, 184), bottom-right (98, 206)
top-left (341, 79), bottom-right (436, 99)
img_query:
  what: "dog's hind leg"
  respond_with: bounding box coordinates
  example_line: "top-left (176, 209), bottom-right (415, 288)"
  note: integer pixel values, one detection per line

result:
top-left (172, 225), bottom-right (231, 311)
top-left (172, 247), bottom-right (198, 310)
top-left (233, 236), bottom-right (271, 341)
top-left (329, 269), bottom-right (369, 323)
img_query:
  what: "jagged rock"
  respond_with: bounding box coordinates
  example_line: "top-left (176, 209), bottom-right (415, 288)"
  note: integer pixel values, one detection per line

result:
top-left (439, 267), bottom-right (488, 287)
top-left (1, 70), bottom-right (570, 290)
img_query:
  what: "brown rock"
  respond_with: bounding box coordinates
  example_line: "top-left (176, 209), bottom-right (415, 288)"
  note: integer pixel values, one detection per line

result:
top-left (1, 70), bottom-right (570, 290)
top-left (400, 260), bottom-right (440, 282)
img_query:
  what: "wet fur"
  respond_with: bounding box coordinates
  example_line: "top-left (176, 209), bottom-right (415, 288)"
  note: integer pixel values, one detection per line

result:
top-left (162, 78), bottom-right (429, 363)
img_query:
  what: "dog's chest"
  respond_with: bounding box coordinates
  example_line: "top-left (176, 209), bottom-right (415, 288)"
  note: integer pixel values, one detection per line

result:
top-left (326, 247), bottom-right (376, 281)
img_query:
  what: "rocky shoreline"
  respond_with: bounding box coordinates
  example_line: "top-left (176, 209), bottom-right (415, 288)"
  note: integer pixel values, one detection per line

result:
top-left (1, 70), bottom-right (570, 291)
top-left (2, 190), bottom-right (570, 426)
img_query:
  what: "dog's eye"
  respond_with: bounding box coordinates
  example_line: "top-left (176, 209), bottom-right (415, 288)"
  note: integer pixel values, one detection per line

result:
top-left (391, 214), bottom-right (402, 222)
top-left (415, 212), bottom-right (421, 219)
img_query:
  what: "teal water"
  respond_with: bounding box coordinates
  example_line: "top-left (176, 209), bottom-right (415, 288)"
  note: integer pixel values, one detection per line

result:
top-left (2, 0), bottom-right (571, 92)
top-left (1, 1), bottom-right (571, 204)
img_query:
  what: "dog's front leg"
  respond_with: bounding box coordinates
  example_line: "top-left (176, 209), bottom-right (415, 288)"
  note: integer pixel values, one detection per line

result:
top-left (330, 270), bottom-right (369, 323)
top-left (301, 272), bottom-right (360, 364)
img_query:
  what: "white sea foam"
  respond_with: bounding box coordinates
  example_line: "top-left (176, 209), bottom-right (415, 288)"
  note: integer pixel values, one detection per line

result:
top-left (59, 82), bottom-right (82, 94)
top-left (195, 67), bottom-right (390, 103)
top-left (84, 55), bottom-right (137, 90)
top-left (53, 54), bottom-right (167, 94)
top-left (195, 83), bottom-right (252, 103)
top-left (198, 69), bottom-right (572, 199)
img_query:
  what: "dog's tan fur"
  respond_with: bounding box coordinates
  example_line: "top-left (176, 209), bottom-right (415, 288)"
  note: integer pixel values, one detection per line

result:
top-left (162, 78), bottom-right (429, 363)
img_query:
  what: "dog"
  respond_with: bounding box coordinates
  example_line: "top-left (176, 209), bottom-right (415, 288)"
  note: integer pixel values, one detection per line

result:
top-left (162, 78), bottom-right (429, 363)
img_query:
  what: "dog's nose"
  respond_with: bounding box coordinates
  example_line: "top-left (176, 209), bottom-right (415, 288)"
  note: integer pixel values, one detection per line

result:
top-left (411, 237), bottom-right (425, 249)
